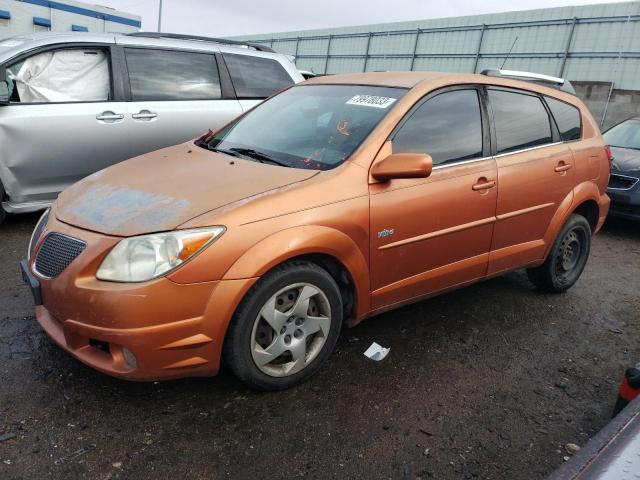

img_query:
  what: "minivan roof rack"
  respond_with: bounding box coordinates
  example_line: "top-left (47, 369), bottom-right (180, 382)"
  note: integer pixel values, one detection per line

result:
top-left (480, 68), bottom-right (576, 95)
top-left (126, 32), bottom-right (275, 53)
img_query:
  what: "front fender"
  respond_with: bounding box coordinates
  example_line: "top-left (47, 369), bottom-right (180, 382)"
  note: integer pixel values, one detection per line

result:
top-left (223, 225), bottom-right (371, 320)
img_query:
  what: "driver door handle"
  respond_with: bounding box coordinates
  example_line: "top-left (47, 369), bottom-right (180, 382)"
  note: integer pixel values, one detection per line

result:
top-left (472, 178), bottom-right (496, 191)
top-left (96, 112), bottom-right (124, 122)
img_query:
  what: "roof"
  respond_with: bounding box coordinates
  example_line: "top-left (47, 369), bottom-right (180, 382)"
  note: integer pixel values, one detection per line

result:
top-left (303, 71), bottom-right (583, 105)
top-left (305, 71), bottom-right (451, 89)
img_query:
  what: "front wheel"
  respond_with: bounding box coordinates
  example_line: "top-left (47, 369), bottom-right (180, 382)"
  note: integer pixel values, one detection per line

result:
top-left (224, 261), bottom-right (343, 391)
top-left (0, 182), bottom-right (6, 225)
top-left (527, 214), bottom-right (592, 293)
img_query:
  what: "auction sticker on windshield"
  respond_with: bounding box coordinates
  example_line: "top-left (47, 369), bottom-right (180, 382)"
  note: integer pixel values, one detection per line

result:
top-left (346, 95), bottom-right (397, 109)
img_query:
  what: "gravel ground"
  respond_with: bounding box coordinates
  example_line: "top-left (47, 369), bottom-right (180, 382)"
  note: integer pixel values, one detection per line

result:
top-left (0, 212), bottom-right (639, 480)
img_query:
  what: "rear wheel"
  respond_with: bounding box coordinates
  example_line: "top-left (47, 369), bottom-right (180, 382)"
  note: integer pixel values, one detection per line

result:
top-left (527, 214), bottom-right (591, 293)
top-left (224, 261), bottom-right (343, 391)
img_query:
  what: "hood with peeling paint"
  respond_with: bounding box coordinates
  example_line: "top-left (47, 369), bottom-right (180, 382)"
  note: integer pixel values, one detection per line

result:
top-left (55, 143), bottom-right (318, 236)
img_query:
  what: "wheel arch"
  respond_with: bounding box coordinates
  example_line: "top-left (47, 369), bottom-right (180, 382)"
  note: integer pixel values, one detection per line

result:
top-left (542, 181), bottom-right (602, 259)
top-left (222, 225), bottom-right (371, 323)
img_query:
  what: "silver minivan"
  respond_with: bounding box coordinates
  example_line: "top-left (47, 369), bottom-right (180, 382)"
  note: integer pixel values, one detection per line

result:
top-left (0, 32), bottom-right (303, 223)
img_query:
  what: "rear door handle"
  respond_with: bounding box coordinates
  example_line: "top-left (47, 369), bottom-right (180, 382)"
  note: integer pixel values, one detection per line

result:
top-left (554, 162), bottom-right (573, 173)
top-left (132, 110), bottom-right (158, 120)
top-left (96, 111), bottom-right (124, 122)
top-left (472, 178), bottom-right (496, 191)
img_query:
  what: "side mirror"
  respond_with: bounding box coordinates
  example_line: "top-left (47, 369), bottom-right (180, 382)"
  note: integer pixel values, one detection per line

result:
top-left (371, 153), bottom-right (433, 182)
top-left (0, 69), bottom-right (9, 106)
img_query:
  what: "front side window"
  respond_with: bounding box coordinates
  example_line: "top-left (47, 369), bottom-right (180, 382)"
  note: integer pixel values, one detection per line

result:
top-left (392, 89), bottom-right (484, 166)
top-left (202, 84), bottom-right (406, 170)
top-left (546, 96), bottom-right (581, 141)
top-left (6, 48), bottom-right (110, 103)
top-left (125, 48), bottom-right (221, 101)
top-left (223, 53), bottom-right (294, 99)
top-left (489, 89), bottom-right (552, 154)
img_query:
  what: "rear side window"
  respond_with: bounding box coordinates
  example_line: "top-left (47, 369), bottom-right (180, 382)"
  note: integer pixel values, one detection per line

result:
top-left (125, 48), bottom-right (221, 101)
top-left (545, 97), bottom-right (581, 141)
top-left (223, 53), bottom-right (293, 99)
top-left (489, 89), bottom-right (552, 154)
top-left (392, 89), bottom-right (484, 166)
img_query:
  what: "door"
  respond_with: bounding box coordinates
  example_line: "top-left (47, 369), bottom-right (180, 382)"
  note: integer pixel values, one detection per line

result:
top-left (0, 46), bottom-right (132, 206)
top-left (221, 51), bottom-right (297, 113)
top-left (486, 88), bottom-right (576, 275)
top-left (122, 47), bottom-right (243, 159)
top-left (370, 87), bottom-right (498, 309)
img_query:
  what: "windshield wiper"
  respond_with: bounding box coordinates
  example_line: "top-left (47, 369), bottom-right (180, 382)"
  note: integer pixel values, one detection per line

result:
top-left (229, 148), bottom-right (289, 167)
top-left (208, 145), bottom-right (243, 158)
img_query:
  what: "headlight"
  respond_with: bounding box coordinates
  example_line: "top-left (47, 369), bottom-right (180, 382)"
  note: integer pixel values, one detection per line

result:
top-left (28, 208), bottom-right (50, 261)
top-left (96, 226), bottom-right (225, 282)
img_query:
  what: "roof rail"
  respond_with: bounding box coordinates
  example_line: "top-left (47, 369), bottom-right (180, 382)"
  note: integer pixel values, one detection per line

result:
top-left (126, 32), bottom-right (275, 53)
top-left (480, 68), bottom-right (576, 95)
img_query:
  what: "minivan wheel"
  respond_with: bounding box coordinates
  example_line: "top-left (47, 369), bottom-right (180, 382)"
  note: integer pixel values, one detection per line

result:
top-left (0, 182), bottom-right (6, 225)
top-left (526, 214), bottom-right (591, 293)
top-left (224, 261), bottom-right (343, 391)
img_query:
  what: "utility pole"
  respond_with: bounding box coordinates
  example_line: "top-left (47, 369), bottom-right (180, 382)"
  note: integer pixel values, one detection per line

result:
top-left (157, 0), bottom-right (163, 32)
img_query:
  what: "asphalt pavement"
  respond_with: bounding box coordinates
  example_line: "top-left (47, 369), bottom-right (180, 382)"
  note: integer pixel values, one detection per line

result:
top-left (1, 212), bottom-right (638, 479)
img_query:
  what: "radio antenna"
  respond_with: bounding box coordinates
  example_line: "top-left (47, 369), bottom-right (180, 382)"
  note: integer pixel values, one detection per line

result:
top-left (501, 36), bottom-right (519, 69)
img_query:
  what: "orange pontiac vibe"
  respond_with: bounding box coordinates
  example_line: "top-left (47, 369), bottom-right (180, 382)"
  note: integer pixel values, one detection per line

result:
top-left (22, 71), bottom-right (611, 390)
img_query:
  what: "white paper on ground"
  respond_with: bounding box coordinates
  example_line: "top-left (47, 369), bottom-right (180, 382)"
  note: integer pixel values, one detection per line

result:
top-left (363, 342), bottom-right (390, 361)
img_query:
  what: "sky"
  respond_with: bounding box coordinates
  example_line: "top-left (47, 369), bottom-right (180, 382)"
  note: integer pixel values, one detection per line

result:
top-left (97, 0), bottom-right (628, 37)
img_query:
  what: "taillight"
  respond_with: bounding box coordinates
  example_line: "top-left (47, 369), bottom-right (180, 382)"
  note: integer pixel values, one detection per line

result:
top-left (605, 145), bottom-right (613, 170)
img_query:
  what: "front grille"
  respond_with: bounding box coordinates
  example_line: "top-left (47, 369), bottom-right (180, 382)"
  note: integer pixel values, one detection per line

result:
top-left (608, 174), bottom-right (639, 190)
top-left (34, 233), bottom-right (86, 279)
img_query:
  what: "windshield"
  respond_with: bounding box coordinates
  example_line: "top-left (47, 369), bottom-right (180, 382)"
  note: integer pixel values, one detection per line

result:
top-left (201, 84), bottom-right (406, 170)
top-left (604, 119), bottom-right (640, 150)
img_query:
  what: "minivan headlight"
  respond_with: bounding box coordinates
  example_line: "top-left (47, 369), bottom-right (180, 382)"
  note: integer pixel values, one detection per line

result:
top-left (96, 227), bottom-right (225, 282)
top-left (28, 208), bottom-right (50, 261)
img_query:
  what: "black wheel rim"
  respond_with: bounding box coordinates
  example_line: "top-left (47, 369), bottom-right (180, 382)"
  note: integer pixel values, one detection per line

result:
top-left (554, 227), bottom-right (586, 284)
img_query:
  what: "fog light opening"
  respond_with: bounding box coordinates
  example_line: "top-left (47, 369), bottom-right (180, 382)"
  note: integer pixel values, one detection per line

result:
top-left (122, 347), bottom-right (138, 369)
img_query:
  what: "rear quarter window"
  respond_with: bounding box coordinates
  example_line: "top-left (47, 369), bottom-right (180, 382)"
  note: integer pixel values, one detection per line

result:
top-left (223, 53), bottom-right (294, 99)
top-left (545, 96), bottom-right (582, 141)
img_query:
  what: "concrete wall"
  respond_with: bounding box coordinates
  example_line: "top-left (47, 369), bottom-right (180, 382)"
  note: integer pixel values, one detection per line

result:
top-left (0, 0), bottom-right (140, 36)
top-left (575, 82), bottom-right (640, 130)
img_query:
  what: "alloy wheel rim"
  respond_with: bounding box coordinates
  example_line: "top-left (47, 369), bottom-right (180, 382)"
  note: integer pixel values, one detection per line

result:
top-left (250, 283), bottom-right (332, 377)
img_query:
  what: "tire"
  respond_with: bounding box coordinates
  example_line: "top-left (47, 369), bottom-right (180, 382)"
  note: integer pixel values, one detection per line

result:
top-left (0, 182), bottom-right (6, 225)
top-left (224, 261), bottom-right (343, 391)
top-left (527, 214), bottom-right (592, 293)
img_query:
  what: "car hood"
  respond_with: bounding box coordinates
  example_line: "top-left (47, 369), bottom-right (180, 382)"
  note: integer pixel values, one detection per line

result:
top-left (611, 146), bottom-right (640, 174)
top-left (56, 143), bottom-right (318, 236)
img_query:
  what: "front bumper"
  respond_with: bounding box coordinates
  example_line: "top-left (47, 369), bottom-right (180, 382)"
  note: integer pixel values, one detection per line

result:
top-left (22, 215), bottom-right (258, 381)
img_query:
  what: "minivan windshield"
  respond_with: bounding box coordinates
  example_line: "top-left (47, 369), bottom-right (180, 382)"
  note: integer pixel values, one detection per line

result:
top-left (604, 119), bottom-right (640, 150)
top-left (201, 84), bottom-right (406, 170)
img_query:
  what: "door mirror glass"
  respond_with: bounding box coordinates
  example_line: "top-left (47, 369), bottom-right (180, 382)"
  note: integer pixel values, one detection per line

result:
top-left (371, 153), bottom-right (433, 182)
